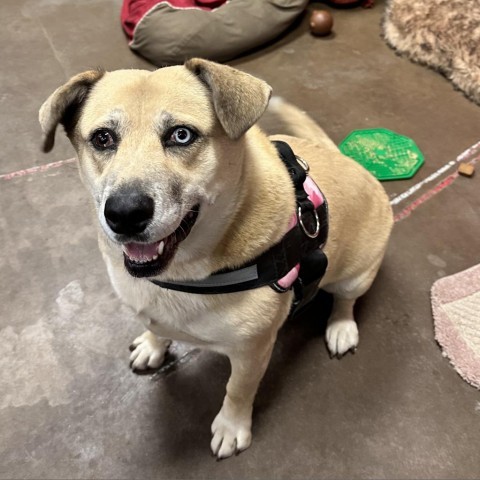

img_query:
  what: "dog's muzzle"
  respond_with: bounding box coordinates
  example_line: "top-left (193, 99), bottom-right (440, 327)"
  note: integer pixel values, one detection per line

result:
top-left (102, 187), bottom-right (200, 277)
top-left (120, 204), bottom-right (200, 278)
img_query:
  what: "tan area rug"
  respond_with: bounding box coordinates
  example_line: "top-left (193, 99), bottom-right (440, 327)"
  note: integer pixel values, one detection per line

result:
top-left (383, 0), bottom-right (480, 105)
top-left (432, 264), bottom-right (480, 390)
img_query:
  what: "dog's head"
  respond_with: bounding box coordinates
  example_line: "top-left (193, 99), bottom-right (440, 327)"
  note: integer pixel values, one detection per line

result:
top-left (39, 59), bottom-right (271, 278)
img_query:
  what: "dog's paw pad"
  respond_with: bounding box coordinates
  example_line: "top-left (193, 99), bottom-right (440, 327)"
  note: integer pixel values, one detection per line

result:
top-left (210, 410), bottom-right (252, 459)
top-left (129, 332), bottom-right (169, 371)
top-left (326, 319), bottom-right (359, 357)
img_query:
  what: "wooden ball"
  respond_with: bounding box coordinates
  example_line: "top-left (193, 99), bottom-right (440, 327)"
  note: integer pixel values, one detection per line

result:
top-left (310, 10), bottom-right (334, 36)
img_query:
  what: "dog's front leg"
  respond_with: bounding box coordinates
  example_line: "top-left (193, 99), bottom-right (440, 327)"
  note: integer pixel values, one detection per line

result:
top-left (129, 312), bottom-right (171, 371)
top-left (211, 337), bottom-right (275, 459)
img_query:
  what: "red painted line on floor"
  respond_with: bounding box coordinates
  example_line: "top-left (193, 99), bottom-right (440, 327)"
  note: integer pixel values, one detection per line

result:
top-left (390, 144), bottom-right (480, 207)
top-left (0, 158), bottom-right (76, 181)
top-left (394, 154), bottom-right (479, 223)
top-left (394, 173), bottom-right (458, 223)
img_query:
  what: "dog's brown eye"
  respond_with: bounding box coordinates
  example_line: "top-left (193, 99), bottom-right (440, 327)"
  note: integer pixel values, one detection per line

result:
top-left (91, 129), bottom-right (116, 150)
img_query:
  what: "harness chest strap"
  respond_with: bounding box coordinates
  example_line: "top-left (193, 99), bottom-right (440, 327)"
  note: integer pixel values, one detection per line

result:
top-left (149, 141), bottom-right (329, 300)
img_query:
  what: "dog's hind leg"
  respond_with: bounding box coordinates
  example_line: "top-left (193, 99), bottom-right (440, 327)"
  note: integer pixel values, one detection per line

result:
top-left (129, 330), bottom-right (171, 371)
top-left (323, 260), bottom-right (382, 357)
top-left (325, 296), bottom-right (359, 358)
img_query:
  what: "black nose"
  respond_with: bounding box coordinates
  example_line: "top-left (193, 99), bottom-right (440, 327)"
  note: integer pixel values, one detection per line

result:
top-left (104, 191), bottom-right (154, 235)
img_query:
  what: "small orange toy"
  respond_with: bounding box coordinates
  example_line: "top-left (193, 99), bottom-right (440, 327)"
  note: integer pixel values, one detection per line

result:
top-left (458, 162), bottom-right (475, 177)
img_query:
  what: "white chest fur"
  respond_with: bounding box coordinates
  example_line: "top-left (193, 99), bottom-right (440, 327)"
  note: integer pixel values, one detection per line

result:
top-left (104, 253), bottom-right (288, 351)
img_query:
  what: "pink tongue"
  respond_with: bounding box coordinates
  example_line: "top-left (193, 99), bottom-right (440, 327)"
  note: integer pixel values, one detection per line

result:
top-left (124, 241), bottom-right (160, 261)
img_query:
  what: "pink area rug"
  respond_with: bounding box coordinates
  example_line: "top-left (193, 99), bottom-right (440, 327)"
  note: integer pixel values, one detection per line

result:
top-left (432, 264), bottom-right (480, 390)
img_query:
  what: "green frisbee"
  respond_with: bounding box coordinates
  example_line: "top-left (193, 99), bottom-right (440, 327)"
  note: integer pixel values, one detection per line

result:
top-left (339, 128), bottom-right (424, 181)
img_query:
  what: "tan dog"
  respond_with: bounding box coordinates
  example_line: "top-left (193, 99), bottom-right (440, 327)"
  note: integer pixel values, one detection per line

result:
top-left (39, 59), bottom-right (393, 459)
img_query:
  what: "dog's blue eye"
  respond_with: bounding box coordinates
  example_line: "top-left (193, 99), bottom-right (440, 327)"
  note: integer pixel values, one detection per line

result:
top-left (170, 127), bottom-right (195, 146)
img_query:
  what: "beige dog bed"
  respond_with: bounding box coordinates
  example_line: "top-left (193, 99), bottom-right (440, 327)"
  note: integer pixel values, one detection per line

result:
top-left (383, 0), bottom-right (480, 105)
top-left (122, 0), bottom-right (309, 65)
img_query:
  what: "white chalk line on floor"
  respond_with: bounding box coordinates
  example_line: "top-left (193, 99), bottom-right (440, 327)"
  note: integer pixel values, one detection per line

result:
top-left (390, 139), bottom-right (480, 207)
top-left (390, 161), bottom-right (456, 206)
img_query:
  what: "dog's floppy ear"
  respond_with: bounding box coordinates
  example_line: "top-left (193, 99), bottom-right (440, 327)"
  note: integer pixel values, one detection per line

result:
top-left (39, 69), bottom-right (104, 153)
top-left (185, 58), bottom-right (272, 140)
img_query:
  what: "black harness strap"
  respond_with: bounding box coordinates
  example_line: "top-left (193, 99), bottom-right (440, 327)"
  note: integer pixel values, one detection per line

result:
top-left (273, 142), bottom-right (329, 314)
top-left (149, 141), bottom-right (329, 311)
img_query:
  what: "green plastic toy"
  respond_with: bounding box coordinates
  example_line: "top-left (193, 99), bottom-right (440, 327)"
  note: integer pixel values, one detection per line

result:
top-left (339, 128), bottom-right (424, 181)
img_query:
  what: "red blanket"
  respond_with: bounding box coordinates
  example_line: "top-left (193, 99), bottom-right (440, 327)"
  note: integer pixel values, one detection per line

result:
top-left (121, 0), bottom-right (227, 39)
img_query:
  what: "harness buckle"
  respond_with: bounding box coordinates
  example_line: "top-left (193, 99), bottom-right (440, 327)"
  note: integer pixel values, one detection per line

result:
top-left (298, 206), bottom-right (320, 239)
top-left (271, 282), bottom-right (290, 293)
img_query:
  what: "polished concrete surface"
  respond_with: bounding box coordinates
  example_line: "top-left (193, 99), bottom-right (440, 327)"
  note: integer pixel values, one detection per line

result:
top-left (1, 1), bottom-right (480, 478)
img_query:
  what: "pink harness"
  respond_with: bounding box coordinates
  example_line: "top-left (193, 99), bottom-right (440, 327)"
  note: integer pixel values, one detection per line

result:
top-left (277, 175), bottom-right (326, 289)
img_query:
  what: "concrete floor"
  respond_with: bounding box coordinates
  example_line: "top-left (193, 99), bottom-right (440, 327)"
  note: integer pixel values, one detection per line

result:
top-left (1, 0), bottom-right (480, 478)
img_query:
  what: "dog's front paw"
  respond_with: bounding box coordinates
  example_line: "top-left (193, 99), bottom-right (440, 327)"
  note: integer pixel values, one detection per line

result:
top-left (129, 331), bottom-right (170, 371)
top-left (211, 404), bottom-right (252, 460)
top-left (326, 319), bottom-right (359, 357)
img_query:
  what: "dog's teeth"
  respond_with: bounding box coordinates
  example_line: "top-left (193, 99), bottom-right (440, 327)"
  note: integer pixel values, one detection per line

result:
top-left (157, 241), bottom-right (165, 255)
top-left (152, 255), bottom-right (158, 261)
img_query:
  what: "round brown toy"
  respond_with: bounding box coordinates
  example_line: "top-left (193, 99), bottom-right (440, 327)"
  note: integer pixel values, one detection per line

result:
top-left (309, 10), bottom-right (334, 36)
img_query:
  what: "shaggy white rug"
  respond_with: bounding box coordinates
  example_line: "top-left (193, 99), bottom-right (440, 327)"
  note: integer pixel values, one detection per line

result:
top-left (383, 0), bottom-right (480, 105)
top-left (432, 264), bottom-right (480, 390)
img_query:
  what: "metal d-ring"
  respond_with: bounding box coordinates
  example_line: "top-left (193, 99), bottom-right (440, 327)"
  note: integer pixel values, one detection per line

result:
top-left (296, 156), bottom-right (310, 173)
top-left (298, 206), bottom-right (320, 239)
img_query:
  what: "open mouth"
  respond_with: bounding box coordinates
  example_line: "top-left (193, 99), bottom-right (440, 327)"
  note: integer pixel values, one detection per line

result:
top-left (122, 205), bottom-right (200, 278)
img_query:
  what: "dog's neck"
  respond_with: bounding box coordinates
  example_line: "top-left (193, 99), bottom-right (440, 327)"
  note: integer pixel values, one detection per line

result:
top-left (206, 127), bottom-right (296, 273)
